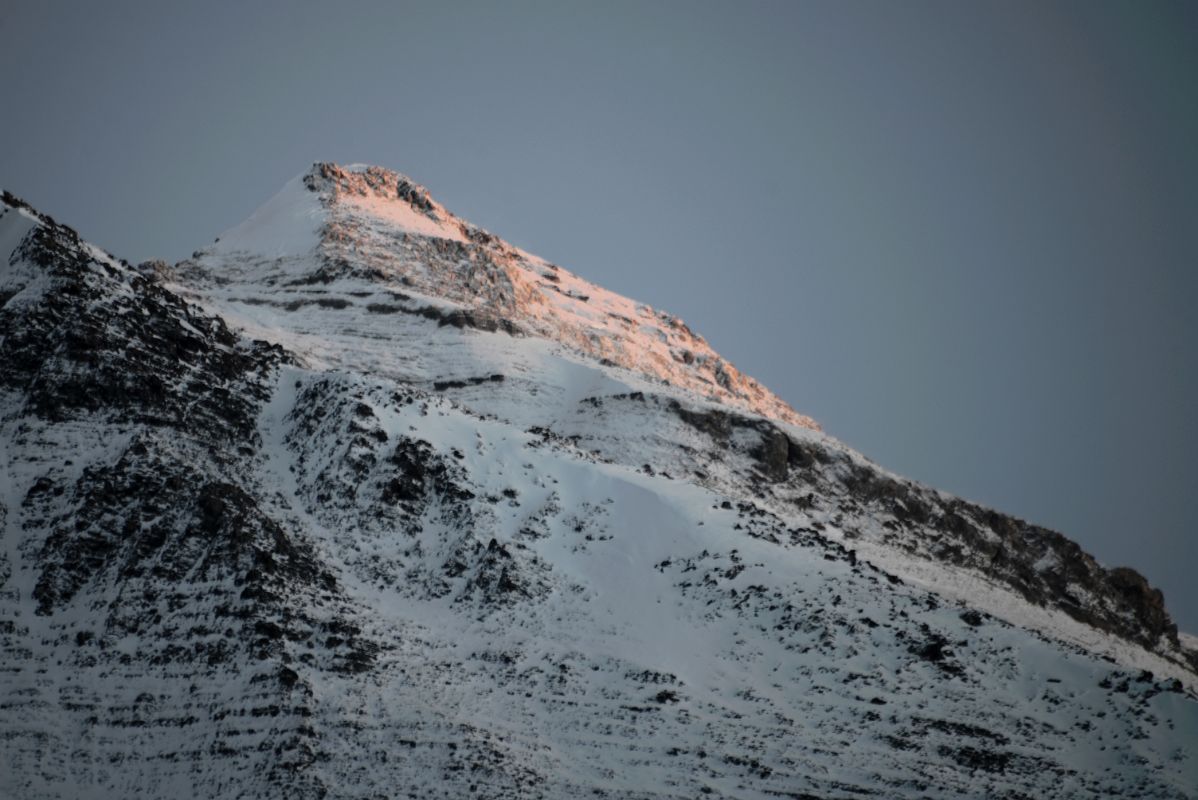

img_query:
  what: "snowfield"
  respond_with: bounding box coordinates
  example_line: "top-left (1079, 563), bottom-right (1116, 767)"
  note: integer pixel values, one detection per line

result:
top-left (1, 170), bottom-right (1196, 798)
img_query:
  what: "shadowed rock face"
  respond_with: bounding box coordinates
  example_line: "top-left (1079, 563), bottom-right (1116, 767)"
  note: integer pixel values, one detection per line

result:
top-left (662, 397), bottom-right (1189, 663)
top-left (1, 197), bottom-right (286, 441)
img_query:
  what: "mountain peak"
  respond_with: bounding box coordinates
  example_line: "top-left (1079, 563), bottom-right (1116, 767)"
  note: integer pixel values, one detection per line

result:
top-left (3, 176), bottom-right (1197, 799)
top-left (306, 162), bottom-right (468, 238)
top-left (190, 162), bottom-right (819, 430)
top-left (307, 162), bottom-right (443, 214)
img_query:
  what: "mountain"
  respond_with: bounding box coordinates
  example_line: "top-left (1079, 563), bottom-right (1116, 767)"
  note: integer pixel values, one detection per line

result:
top-left (1, 165), bottom-right (1195, 799)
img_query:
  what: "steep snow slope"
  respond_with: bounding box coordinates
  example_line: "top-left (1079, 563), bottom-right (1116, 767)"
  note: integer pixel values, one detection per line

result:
top-left (1, 178), bottom-right (1196, 799)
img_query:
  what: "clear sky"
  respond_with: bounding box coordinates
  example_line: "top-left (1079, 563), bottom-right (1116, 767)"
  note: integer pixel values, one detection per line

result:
top-left (2, 1), bottom-right (1195, 630)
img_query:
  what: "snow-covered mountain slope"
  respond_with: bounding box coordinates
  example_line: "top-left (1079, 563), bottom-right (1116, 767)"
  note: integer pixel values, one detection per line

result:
top-left (1, 174), bottom-right (1196, 799)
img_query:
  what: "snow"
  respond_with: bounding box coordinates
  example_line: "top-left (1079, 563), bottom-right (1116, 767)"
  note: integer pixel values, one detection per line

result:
top-left (338, 191), bottom-right (469, 243)
top-left (3, 172), bottom-right (1196, 799)
top-left (242, 363), bottom-right (1198, 797)
top-left (0, 202), bottom-right (39, 259)
top-left (206, 174), bottom-right (324, 258)
top-left (0, 206), bottom-right (51, 310)
top-left (857, 537), bottom-right (1198, 690)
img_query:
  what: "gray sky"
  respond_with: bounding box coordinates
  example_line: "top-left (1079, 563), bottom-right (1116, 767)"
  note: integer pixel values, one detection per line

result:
top-left (2, 1), bottom-right (1195, 630)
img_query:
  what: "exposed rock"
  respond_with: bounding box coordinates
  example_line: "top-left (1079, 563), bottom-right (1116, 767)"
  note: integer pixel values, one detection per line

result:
top-left (437, 308), bottom-right (522, 335)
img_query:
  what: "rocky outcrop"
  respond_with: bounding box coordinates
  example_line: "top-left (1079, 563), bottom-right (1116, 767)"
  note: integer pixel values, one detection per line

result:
top-left (1, 195), bottom-right (286, 442)
top-left (668, 399), bottom-right (825, 483)
top-left (815, 440), bottom-right (1180, 654)
top-left (663, 393), bottom-right (1187, 661)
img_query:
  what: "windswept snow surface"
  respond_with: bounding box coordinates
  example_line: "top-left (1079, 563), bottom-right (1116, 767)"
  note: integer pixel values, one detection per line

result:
top-left (209, 175), bottom-right (325, 258)
top-left (1, 174), bottom-right (1196, 799)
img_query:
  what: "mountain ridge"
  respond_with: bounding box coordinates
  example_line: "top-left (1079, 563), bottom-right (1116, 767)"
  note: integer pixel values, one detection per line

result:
top-left (184, 162), bottom-right (818, 430)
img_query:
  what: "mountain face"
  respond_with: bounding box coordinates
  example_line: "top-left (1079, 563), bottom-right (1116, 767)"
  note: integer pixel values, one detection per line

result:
top-left (0, 167), bottom-right (1195, 799)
